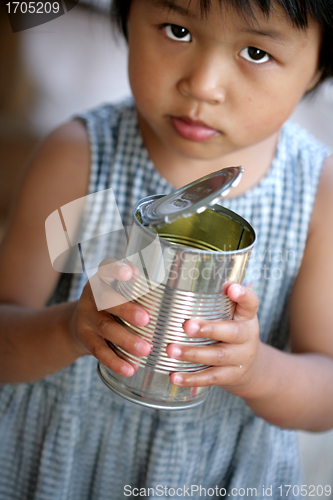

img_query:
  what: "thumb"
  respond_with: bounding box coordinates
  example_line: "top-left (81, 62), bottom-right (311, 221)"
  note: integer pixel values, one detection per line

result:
top-left (224, 282), bottom-right (259, 321)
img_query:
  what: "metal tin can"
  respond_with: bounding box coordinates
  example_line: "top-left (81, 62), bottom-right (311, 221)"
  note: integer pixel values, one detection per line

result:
top-left (97, 168), bottom-right (256, 410)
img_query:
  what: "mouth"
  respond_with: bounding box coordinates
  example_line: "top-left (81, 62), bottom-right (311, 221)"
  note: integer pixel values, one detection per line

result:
top-left (170, 116), bottom-right (219, 142)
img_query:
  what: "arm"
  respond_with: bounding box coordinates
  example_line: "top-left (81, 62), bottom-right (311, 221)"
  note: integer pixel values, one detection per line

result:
top-left (0, 120), bottom-right (91, 382)
top-left (243, 154), bottom-right (333, 431)
top-left (0, 120), bottom-right (151, 384)
top-left (167, 156), bottom-right (333, 432)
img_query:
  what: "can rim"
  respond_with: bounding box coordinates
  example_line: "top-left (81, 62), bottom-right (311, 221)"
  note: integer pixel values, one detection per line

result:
top-left (133, 200), bottom-right (256, 256)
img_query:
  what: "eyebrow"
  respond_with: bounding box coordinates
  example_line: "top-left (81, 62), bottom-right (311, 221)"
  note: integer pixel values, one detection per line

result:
top-left (149, 0), bottom-right (196, 19)
top-left (238, 27), bottom-right (288, 43)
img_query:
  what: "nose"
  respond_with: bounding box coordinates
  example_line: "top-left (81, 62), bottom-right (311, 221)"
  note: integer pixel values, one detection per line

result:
top-left (177, 52), bottom-right (226, 105)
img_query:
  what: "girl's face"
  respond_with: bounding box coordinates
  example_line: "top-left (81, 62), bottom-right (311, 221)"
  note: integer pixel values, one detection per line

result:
top-left (127, 0), bottom-right (321, 162)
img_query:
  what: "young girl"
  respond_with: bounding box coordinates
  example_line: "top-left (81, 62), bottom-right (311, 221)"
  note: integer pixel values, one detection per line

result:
top-left (1, 0), bottom-right (333, 498)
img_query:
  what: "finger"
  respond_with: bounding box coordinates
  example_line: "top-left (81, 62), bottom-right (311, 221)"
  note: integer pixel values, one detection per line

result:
top-left (183, 318), bottom-right (247, 344)
top-left (98, 258), bottom-right (134, 285)
top-left (170, 366), bottom-right (241, 387)
top-left (99, 315), bottom-right (152, 356)
top-left (225, 283), bottom-right (259, 321)
top-left (86, 310), bottom-right (152, 358)
top-left (166, 342), bottom-right (238, 366)
top-left (107, 301), bottom-right (150, 327)
top-left (82, 327), bottom-right (137, 377)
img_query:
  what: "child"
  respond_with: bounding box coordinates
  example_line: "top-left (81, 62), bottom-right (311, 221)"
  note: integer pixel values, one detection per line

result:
top-left (1, 0), bottom-right (333, 498)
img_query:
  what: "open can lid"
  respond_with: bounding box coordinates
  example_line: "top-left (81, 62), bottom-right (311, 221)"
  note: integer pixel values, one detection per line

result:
top-left (139, 166), bottom-right (244, 226)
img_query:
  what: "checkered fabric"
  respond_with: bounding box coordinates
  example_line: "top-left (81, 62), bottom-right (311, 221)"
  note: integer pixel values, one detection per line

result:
top-left (0, 99), bottom-right (330, 500)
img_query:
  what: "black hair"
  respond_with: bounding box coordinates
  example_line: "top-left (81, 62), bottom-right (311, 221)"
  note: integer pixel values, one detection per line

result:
top-left (111, 0), bottom-right (333, 88)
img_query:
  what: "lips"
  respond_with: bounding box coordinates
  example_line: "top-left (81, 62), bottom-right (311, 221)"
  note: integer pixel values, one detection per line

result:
top-left (171, 116), bottom-right (219, 142)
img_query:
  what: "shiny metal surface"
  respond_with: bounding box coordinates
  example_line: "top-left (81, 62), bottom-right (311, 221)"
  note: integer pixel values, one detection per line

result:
top-left (140, 166), bottom-right (244, 226)
top-left (98, 200), bottom-right (255, 410)
top-left (98, 363), bottom-right (210, 410)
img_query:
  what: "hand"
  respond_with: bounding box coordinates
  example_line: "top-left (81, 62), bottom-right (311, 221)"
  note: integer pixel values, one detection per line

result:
top-left (69, 258), bottom-right (151, 377)
top-left (167, 282), bottom-right (261, 396)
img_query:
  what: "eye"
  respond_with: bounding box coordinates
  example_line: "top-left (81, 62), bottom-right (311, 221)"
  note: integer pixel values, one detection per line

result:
top-left (239, 46), bottom-right (270, 64)
top-left (164, 24), bottom-right (192, 42)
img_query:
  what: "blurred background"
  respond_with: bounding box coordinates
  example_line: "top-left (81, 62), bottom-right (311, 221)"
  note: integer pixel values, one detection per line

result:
top-left (1, 0), bottom-right (333, 493)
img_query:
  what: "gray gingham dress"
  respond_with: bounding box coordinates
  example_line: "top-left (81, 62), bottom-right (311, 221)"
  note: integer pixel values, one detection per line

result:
top-left (0, 99), bottom-right (330, 500)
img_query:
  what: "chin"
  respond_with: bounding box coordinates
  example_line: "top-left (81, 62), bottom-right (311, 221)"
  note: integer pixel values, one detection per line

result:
top-left (168, 140), bottom-right (230, 161)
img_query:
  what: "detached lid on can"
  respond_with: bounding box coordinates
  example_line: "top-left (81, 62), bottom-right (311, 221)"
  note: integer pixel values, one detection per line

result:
top-left (139, 166), bottom-right (244, 226)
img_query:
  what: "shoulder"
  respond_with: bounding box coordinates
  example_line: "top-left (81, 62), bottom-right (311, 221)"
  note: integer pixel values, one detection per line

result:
top-left (75, 98), bottom-right (135, 139)
top-left (279, 121), bottom-right (331, 215)
top-left (281, 120), bottom-right (329, 151)
top-left (0, 120), bottom-right (91, 306)
top-left (281, 120), bottom-right (330, 164)
top-left (309, 154), bottom-right (333, 238)
top-left (74, 98), bottom-right (136, 176)
top-left (21, 119), bottom-right (91, 209)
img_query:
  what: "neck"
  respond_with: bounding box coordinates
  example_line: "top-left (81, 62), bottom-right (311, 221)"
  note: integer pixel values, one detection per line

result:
top-left (217, 132), bottom-right (280, 197)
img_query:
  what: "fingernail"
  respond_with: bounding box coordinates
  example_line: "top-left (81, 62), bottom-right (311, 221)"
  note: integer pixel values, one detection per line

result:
top-left (116, 261), bottom-right (132, 276)
top-left (120, 364), bottom-right (133, 376)
top-left (170, 346), bottom-right (182, 358)
top-left (186, 322), bottom-right (200, 335)
top-left (200, 324), bottom-right (212, 334)
top-left (173, 374), bottom-right (183, 385)
top-left (135, 341), bottom-right (150, 356)
top-left (135, 310), bottom-right (148, 325)
top-left (233, 285), bottom-right (244, 299)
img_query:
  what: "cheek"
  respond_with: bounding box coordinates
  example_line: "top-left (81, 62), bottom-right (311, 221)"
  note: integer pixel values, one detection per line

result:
top-left (129, 59), bottom-right (175, 120)
top-left (128, 52), bottom-right (161, 103)
top-left (129, 72), bottom-right (158, 116)
top-left (240, 79), bottom-right (299, 129)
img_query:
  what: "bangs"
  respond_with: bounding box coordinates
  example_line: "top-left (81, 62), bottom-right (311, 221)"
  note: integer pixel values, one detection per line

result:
top-left (159, 0), bottom-right (329, 30)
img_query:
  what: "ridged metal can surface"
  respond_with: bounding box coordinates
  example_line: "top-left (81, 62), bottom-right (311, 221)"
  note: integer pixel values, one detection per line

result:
top-left (98, 195), bottom-right (256, 410)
